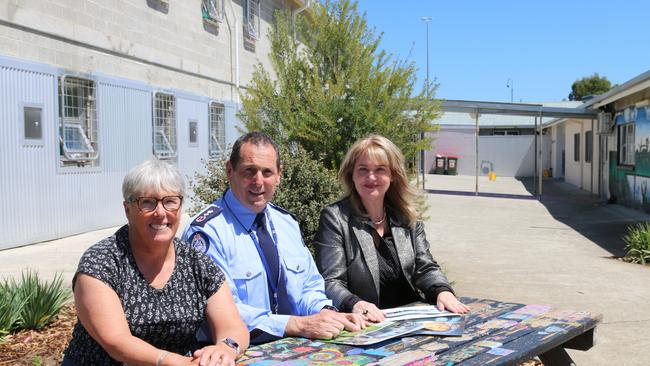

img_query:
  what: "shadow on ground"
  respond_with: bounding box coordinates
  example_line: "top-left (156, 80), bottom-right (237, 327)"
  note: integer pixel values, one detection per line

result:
top-left (519, 177), bottom-right (650, 258)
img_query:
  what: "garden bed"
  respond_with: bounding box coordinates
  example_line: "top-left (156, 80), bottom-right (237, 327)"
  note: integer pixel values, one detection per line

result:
top-left (0, 303), bottom-right (75, 366)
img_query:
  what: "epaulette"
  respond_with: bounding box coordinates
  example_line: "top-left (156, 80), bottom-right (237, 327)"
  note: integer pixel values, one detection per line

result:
top-left (190, 205), bottom-right (223, 227)
top-left (269, 202), bottom-right (299, 223)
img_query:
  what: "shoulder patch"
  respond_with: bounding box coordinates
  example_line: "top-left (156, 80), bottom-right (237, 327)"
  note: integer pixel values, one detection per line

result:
top-left (191, 205), bottom-right (223, 227)
top-left (189, 231), bottom-right (209, 253)
top-left (269, 203), bottom-right (299, 222)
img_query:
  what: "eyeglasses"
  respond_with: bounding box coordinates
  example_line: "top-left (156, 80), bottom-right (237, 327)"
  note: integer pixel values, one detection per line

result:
top-left (130, 196), bottom-right (183, 213)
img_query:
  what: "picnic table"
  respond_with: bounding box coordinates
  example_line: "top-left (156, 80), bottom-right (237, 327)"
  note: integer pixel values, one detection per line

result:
top-left (238, 297), bottom-right (601, 365)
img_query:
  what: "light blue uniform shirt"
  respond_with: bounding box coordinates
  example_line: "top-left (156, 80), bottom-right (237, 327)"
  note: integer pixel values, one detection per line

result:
top-left (182, 189), bottom-right (332, 338)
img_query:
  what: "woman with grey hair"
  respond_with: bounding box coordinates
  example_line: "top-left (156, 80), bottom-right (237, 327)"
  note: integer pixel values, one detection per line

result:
top-left (63, 159), bottom-right (248, 366)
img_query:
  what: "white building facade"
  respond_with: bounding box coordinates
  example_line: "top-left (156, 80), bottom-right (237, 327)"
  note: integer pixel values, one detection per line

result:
top-left (546, 71), bottom-right (650, 208)
top-left (0, 0), bottom-right (309, 249)
top-left (426, 102), bottom-right (580, 178)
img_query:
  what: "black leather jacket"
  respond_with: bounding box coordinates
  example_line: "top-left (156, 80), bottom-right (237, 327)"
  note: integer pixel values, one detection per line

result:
top-left (314, 198), bottom-right (453, 312)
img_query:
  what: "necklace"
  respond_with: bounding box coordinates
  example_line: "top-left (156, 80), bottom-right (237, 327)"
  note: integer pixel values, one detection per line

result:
top-left (371, 210), bottom-right (387, 226)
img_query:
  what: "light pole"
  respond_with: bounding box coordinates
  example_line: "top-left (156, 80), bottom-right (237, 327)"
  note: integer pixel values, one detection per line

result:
top-left (421, 16), bottom-right (432, 189)
top-left (506, 78), bottom-right (514, 103)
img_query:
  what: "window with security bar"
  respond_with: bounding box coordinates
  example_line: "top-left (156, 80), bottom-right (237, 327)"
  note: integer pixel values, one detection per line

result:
top-left (244, 0), bottom-right (260, 41)
top-left (59, 76), bottom-right (98, 167)
top-left (209, 101), bottom-right (226, 157)
top-left (153, 92), bottom-right (177, 159)
top-left (202, 0), bottom-right (224, 24)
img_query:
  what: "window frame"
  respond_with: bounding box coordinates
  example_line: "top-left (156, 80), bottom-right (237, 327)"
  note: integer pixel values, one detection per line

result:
top-left (21, 103), bottom-right (44, 146)
top-left (202, 0), bottom-right (225, 24)
top-left (585, 130), bottom-right (593, 163)
top-left (58, 75), bottom-right (99, 167)
top-left (573, 133), bottom-right (580, 162)
top-left (244, 0), bottom-right (261, 41)
top-left (188, 119), bottom-right (199, 147)
top-left (209, 101), bottom-right (226, 157)
top-left (618, 122), bottom-right (635, 166)
top-left (152, 92), bottom-right (177, 159)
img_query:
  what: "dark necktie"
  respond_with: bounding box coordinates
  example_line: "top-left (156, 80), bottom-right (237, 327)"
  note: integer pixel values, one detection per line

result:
top-left (255, 212), bottom-right (279, 288)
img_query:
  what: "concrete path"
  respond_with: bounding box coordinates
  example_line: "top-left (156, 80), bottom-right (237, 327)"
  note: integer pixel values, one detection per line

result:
top-left (426, 175), bottom-right (650, 366)
top-left (1, 175), bottom-right (649, 365)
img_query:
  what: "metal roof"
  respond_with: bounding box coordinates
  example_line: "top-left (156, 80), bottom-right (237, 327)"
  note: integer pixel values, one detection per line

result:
top-left (441, 100), bottom-right (599, 119)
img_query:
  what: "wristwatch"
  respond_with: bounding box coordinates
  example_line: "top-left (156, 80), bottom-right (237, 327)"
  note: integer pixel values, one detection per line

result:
top-left (321, 304), bottom-right (339, 312)
top-left (220, 337), bottom-right (240, 355)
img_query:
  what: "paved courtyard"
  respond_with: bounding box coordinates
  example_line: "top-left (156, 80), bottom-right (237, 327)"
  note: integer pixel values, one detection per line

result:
top-left (425, 174), bottom-right (650, 366)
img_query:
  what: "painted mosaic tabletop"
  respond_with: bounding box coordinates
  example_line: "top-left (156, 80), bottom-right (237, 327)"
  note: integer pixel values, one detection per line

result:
top-left (238, 297), bottom-right (602, 366)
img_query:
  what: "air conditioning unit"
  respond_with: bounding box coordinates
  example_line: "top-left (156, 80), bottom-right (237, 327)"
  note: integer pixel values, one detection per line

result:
top-left (597, 112), bottom-right (613, 134)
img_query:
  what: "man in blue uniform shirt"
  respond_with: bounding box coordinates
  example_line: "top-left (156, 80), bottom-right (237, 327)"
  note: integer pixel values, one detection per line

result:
top-left (183, 132), bottom-right (365, 343)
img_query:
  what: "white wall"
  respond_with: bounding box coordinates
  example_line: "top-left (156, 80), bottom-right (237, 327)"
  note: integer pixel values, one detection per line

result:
top-left (426, 126), bottom-right (538, 177)
top-left (563, 119), bottom-right (599, 194)
top-left (550, 124), bottom-right (566, 178)
top-left (0, 0), bottom-right (291, 102)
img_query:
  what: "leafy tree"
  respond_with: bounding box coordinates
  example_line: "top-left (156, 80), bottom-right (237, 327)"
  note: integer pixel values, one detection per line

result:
top-left (239, 0), bottom-right (440, 169)
top-left (568, 73), bottom-right (612, 101)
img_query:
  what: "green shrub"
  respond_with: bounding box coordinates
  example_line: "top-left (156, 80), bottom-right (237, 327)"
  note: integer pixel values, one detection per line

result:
top-left (16, 271), bottom-right (71, 330)
top-left (0, 280), bottom-right (27, 339)
top-left (0, 271), bottom-right (72, 338)
top-left (623, 222), bottom-right (650, 265)
top-left (189, 146), bottom-right (342, 251)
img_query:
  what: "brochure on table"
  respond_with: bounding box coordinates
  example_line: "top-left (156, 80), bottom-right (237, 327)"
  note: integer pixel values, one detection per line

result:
top-left (384, 305), bottom-right (460, 321)
top-left (323, 321), bottom-right (423, 346)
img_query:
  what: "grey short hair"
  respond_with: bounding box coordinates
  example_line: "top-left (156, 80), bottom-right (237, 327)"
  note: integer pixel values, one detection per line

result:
top-left (122, 159), bottom-right (185, 202)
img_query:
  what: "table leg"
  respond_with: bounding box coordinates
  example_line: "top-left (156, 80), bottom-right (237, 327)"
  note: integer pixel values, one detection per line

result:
top-left (538, 347), bottom-right (576, 366)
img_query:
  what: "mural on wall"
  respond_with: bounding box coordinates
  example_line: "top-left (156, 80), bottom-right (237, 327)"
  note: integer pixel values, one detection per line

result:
top-left (609, 152), bottom-right (632, 206)
top-left (609, 105), bottom-right (650, 212)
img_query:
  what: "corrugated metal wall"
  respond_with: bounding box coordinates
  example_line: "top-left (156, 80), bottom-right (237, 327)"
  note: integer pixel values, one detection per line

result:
top-left (426, 127), bottom-right (540, 177)
top-left (0, 58), bottom-right (244, 250)
top-left (177, 95), bottom-right (209, 196)
top-left (479, 136), bottom-right (536, 177)
top-left (1, 63), bottom-right (58, 247)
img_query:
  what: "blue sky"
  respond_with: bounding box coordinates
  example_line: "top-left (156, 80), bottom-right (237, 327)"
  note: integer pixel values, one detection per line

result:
top-left (355, 1), bottom-right (649, 103)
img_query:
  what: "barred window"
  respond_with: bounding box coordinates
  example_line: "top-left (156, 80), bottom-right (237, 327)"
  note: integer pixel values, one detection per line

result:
top-left (244, 0), bottom-right (260, 41)
top-left (153, 92), bottom-right (177, 159)
top-left (202, 0), bottom-right (224, 24)
top-left (209, 101), bottom-right (226, 157)
top-left (59, 76), bottom-right (98, 167)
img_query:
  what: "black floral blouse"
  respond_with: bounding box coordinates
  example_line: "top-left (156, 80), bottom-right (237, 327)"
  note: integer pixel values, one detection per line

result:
top-left (63, 225), bottom-right (225, 365)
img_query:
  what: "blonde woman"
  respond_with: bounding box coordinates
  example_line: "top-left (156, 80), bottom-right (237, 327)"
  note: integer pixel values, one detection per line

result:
top-left (314, 135), bottom-right (469, 322)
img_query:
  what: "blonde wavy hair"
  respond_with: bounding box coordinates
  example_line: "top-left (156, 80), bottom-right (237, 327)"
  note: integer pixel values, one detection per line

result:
top-left (339, 135), bottom-right (418, 226)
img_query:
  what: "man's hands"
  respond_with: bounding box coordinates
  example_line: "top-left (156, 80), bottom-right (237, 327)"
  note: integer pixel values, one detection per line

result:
top-left (285, 308), bottom-right (367, 340)
top-left (436, 291), bottom-right (470, 314)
